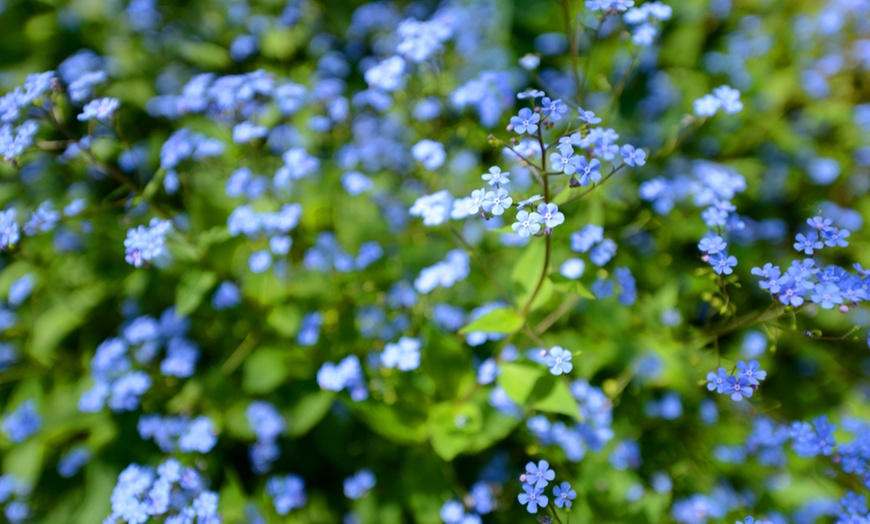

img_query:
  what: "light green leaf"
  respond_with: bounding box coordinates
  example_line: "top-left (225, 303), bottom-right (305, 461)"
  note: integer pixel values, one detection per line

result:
top-left (175, 269), bottom-right (217, 316)
top-left (528, 376), bottom-right (583, 420)
top-left (458, 307), bottom-right (524, 335)
top-left (497, 362), bottom-right (546, 405)
top-left (549, 273), bottom-right (596, 299)
top-left (287, 391), bottom-right (333, 437)
top-left (242, 347), bottom-right (289, 394)
top-left (428, 402), bottom-right (483, 461)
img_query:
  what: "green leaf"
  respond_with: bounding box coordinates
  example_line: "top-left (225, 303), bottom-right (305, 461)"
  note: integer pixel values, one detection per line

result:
top-left (458, 307), bottom-right (524, 335)
top-left (175, 269), bottom-right (217, 316)
top-left (29, 285), bottom-right (106, 364)
top-left (497, 362), bottom-right (546, 405)
top-left (428, 402), bottom-right (483, 461)
top-left (422, 329), bottom-right (471, 399)
top-left (267, 305), bottom-right (301, 338)
top-left (3, 440), bottom-right (44, 486)
top-left (287, 391), bottom-right (333, 437)
top-left (352, 402), bottom-right (428, 444)
top-left (178, 41), bottom-right (231, 69)
top-left (528, 376), bottom-right (583, 420)
top-left (549, 273), bottom-right (596, 299)
top-left (511, 240), bottom-right (554, 312)
top-left (242, 347), bottom-right (289, 394)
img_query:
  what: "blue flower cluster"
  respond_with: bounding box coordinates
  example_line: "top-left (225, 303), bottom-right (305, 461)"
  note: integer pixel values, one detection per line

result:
top-left (526, 380), bottom-right (615, 461)
top-left (0, 400), bottom-right (41, 443)
top-left (246, 401), bottom-right (285, 474)
top-left (79, 307), bottom-right (199, 412)
top-left (706, 360), bottom-right (767, 401)
top-left (0, 474), bottom-right (31, 523)
top-left (516, 460), bottom-right (576, 514)
top-left (752, 216), bottom-right (865, 309)
top-left (138, 415), bottom-right (217, 454)
top-left (104, 459), bottom-right (219, 523)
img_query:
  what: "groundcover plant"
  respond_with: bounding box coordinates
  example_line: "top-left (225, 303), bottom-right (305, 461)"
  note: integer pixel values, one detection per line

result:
top-left (0, 0), bottom-right (869, 522)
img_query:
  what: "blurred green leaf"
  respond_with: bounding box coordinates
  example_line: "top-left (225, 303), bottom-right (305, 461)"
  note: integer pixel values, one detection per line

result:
top-left (242, 347), bottom-right (289, 394)
top-left (459, 307), bottom-right (524, 335)
top-left (175, 269), bottom-right (217, 316)
top-left (498, 362), bottom-right (546, 405)
top-left (286, 391), bottom-right (333, 437)
top-left (528, 376), bottom-right (582, 420)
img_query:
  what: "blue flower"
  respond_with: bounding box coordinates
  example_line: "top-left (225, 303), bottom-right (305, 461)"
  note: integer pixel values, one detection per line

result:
top-left (266, 474), bottom-right (307, 515)
top-left (698, 235), bottom-right (727, 254)
top-left (620, 144), bottom-right (646, 166)
top-left (411, 139), bottom-right (446, 170)
top-left (541, 97), bottom-right (568, 121)
top-left (343, 469), bottom-right (376, 500)
top-left (77, 97), bottom-right (120, 121)
top-left (577, 107), bottom-right (602, 124)
top-left (0, 209), bottom-right (19, 250)
top-left (510, 108), bottom-right (540, 134)
top-left (810, 282), bottom-right (843, 309)
top-left (710, 252), bottom-right (738, 275)
top-left (536, 203), bottom-right (564, 229)
top-left (482, 188), bottom-right (512, 216)
top-left (553, 482), bottom-right (576, 508)
top-left (822, 227), bottom-right (850, 248)
top-left (737, 360), bottom-right (766, 385)
top-left (794, 232), bottom-right (823, 255)
top-left (545, 346), bottom-right (573, 375)
top-left (524, 460), bottom-right (555, 489)
top-left (481, 166), bottom-right (509, 186)
top-left (517, 484), bottom-right (548, 514)
top-left (694, 94), bottom-right (721, 117)
top-left (512, 210), bottom-right (542, 237)
top-left (723, 375), bottom-right (753, 401)
top-left (1, 400), bottom-right (41, 443)
top-left (575, 156), bottom-right (602, 186)
top-left (550, 151), bottom-right (581, 175)
top-left (381, 337), bottom-right (421, 371)
top-left (707, 368), bottom-right (730, 393)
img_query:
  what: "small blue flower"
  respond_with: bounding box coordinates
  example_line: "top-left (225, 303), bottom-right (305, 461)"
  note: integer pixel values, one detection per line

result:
top-left (698, 235), bottom-right (727, 254)
top-left (794, 232), bottom-right (823, 255)
top-left (577, 107), bottom-right (602, 124)
top-left (575, 156), bottom-right (602, 186)
top-left (77, 97), bottom-right (120, 121)
top-left (822, 227), bottom-right (850, 248)
top-left (541, 97), bottom-right (568, 122)
top-left (512, 210), bottom-right (542, 237)
top-left (736, 360), bottom-right (766, 386)
top-left (524, 460), bottom-right (555, 489)
top-left (723, 375), bottom-right (753, 401)
top-left (553, 482), bottom-right (576, 509)
top-left (706, 368), bottom-right (728, 393)
top-left (620, 144), bottom-right (646, 167)
top-left (517, 484), bottom-right (548, 514)
top-left (545, 346), bottom-right (573, 375)
top-left (482, 188), bottom-right (512, 216)
top-left (510, 108), bottom-right (540, 135)
top-left (536, 203), bottom-right (564, 229)
top-left (710, 252), bottom-right (738, 275)
top-left (481, 166), bottom-right (509, 187)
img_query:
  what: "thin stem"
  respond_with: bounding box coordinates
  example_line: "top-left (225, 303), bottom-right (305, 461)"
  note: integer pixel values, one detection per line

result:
top-left (561, 164), bottom-right (626, 207)
top-left (607, 52), bottom-right (639, 121)
top-left (221, 333), bottom-right (258, 375)
top-left (549, 503), bottom-right (566, 524)
top-left (535, 295), bottom-right (581, 335)
top-left (448, 224), bottom-right (513, 306)
top-left (521, 127), bottom-right (553, 317)
top-left (654, 116), bottom-right (706, 161)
